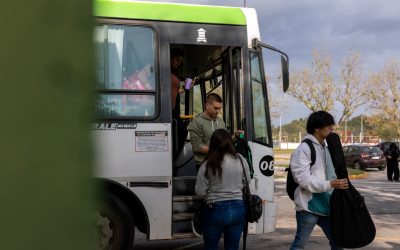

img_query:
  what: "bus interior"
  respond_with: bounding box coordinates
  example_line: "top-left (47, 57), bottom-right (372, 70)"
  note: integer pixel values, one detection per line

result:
top-left (170, 43), bottom-right (246, 235)
top-left (171, 44), bottom-right (243, 177)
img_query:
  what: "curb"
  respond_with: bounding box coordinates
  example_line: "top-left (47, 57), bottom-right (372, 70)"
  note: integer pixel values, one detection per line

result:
top-left (274, 171), bottom-right (368, 180)
top-left (349, 172), bottom-right (368, 180)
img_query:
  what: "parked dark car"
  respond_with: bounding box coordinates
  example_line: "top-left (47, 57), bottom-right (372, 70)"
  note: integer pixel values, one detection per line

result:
top-left (343, 145), bottom-right (386, 171)
top-left (376, 142), bottom-right (400, 154)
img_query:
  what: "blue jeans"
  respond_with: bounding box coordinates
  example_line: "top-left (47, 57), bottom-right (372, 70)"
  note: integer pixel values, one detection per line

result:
top-left (290, 211), bottom-right (343, 250)
top-left (202, 200), bottom-right (245, 250)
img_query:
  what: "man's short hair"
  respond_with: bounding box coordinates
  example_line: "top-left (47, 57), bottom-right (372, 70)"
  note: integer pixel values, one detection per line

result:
top-left (206, 93), bottom-right (223, 104)
top-left (306, 111), bottom-right (335, 134)
top-left (170, 48), bottom-right (184, 59)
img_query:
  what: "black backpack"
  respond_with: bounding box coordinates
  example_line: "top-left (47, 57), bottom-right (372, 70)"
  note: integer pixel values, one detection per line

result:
top-left (286, 139), bottom-right (316, 201)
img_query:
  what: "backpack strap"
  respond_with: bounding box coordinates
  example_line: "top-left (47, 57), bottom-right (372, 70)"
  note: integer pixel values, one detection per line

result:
top-left (302, 139), bottom-right (316, 167)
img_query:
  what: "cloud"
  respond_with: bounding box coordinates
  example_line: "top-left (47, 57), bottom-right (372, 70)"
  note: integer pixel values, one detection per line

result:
top-left (253, 0), bottom-right (400, 71)
top-left (249, 0), bottom-right (400, 123)
top-left (141, 0), bottom-right (400, 66)
top-left (138, 0), bottom-right (400, 123)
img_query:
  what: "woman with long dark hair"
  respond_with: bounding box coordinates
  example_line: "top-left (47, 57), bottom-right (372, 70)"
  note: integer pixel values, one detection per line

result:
top-left (195, 129), bottom-right (250, 250)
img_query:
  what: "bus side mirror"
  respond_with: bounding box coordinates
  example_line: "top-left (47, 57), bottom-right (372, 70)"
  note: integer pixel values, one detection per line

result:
top-left (281, 55), bottom-right (289, 93)
top-left (252, 38), bottom-right (290, 93)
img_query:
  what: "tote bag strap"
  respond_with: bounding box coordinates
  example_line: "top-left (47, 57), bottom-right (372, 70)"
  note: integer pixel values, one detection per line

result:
top-left (238, 154), bottom-right (250, 190)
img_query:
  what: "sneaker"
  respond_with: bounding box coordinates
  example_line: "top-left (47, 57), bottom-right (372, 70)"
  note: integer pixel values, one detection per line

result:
top-left (191, 220), bottom-right (203, 237)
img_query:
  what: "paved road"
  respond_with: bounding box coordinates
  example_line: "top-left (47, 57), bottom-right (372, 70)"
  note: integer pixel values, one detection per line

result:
top-left (270, 168), bottom-right (400, 250)
top-left (134, 167), bottom-right (400, 249)
top-left (351, 169), bottom-right (400, 249)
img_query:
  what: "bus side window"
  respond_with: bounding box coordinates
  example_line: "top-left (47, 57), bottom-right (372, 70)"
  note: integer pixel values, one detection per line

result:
top-left (94, 25), bottom-right (157, 118)
top-left (250, 52), bottom-right (270, 145)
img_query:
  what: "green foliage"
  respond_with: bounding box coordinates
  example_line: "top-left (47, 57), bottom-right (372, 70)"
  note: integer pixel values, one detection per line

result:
top-left (336, 115), bottom-right (398, 141)
top-left (336, 115), bottom-right (375, 135)
top-left (0, 1), bottom-right (94, 249)
top-left (364, 115), bottom-right (400, 141)
top-left (272, 118), bottom-right (307, 142)
top-left (274, 114), bottom-right (399, 142)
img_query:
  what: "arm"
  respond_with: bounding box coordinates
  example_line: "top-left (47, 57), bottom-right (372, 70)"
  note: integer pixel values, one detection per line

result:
top-left (330, 178), bottom-right (348, 189)
top-left (195, 165), bottom-right (209, 197)
top-left (385, 149), bottom-right (397, 160)
top-left (198, 145), bottom-right (209, 154)
top-left (232, 130), bottom-right (245, 140)
top-left (188, 119), bottom-right (209, 154)
top-left (179, 77), bottom-right (196, 94)
top-left (290, 144), bottom-right (331, 193)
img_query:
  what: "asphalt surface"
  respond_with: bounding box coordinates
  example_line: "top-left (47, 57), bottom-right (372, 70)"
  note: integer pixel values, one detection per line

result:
top-left (133, 165), bottom-right (400, 249)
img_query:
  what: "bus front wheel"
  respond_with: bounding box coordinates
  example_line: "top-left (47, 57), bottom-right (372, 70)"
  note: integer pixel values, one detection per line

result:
top-left (95, 192), bottom-right (135, 250)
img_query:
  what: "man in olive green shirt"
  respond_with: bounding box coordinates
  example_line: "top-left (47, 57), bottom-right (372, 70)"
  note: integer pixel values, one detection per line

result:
top-left (188, 93), bottom-right (226, 166)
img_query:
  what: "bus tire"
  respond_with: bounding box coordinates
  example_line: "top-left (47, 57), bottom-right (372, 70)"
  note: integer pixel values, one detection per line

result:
top-left (95, 192), bottom-right (135, 250)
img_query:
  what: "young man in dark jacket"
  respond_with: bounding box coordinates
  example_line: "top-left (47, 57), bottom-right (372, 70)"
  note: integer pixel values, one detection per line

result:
top-left (385, 143), bottom-right (400, 182)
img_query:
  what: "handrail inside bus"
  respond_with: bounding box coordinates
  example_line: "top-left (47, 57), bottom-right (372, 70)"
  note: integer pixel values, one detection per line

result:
top-left (180, 115), bottom-right (193, 119)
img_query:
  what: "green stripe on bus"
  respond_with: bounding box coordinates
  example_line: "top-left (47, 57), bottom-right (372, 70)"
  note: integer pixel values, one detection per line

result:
top-left (94, 0), bottom-right (246, 25)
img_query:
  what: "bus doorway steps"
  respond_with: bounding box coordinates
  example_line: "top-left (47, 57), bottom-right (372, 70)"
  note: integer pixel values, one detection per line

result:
top-left (173, 176), bottom-right (196, 195)
top-left (173, 195), bottom-right (203, 213)
top-left (172, 195), bottom-right (202, 234)
top-left (172, 176), bottom-right (201, 234)
top-left (172, 212), bottom-right (195, 234)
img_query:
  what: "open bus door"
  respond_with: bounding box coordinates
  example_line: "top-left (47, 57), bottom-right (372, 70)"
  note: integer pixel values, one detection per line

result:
top-left (171, 44), bottom-right (246, 237)
top-left (173, 42), bottom-right (289, 234)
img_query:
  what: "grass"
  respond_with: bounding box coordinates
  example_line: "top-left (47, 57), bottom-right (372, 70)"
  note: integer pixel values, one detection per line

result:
top-left (347, 168), bottom-right (366, 176)
top-left (274, 149), bottom-right (295, 155)
top-left (274, 166), bottom-right (366, 176)
top-left (273, 148), bottom-right (368, 177)
top-left (275, 164), bottom-right (289, 169)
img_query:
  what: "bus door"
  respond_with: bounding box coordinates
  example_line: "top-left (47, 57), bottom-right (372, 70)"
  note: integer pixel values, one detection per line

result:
top-left (222, 44), bottom-right (281, 235)
top-left (246, 49), bottom-right (277, 234)
top-left (221, 47), bottom-right (275, 234)
top-left (244, 40), bottom-right (290, 234)
top-left (221, 47), bottom-right (240, 133)
top-left (171, 44), bottom-right (245, 237)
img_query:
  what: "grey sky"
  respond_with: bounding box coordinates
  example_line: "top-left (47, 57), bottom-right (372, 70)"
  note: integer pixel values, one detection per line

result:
top-left (142, 0), bottom-right (400, 125)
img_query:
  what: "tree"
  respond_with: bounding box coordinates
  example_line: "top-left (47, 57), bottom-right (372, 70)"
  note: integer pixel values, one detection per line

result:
top-left (367, 59), bottom-right (400, 140)
top-left (272, 118), bottom-right (307, 142)
top-left (288, 49), bottom-right (335, 112)
top-left (267, 74), bottom-right (288, 119)
top-left (365, 115), bottom-right (398, 141)
top-left (336, 49), bottom-right (368, 125)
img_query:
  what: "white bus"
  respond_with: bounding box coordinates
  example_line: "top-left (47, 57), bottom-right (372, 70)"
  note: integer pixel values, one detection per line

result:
top-left (93, 1), bottom-right (289, 249)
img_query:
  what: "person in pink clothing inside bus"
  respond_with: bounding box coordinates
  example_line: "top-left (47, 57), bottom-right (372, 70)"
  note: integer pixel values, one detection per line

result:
top-left (121, 64), bottom-right (153, 116)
